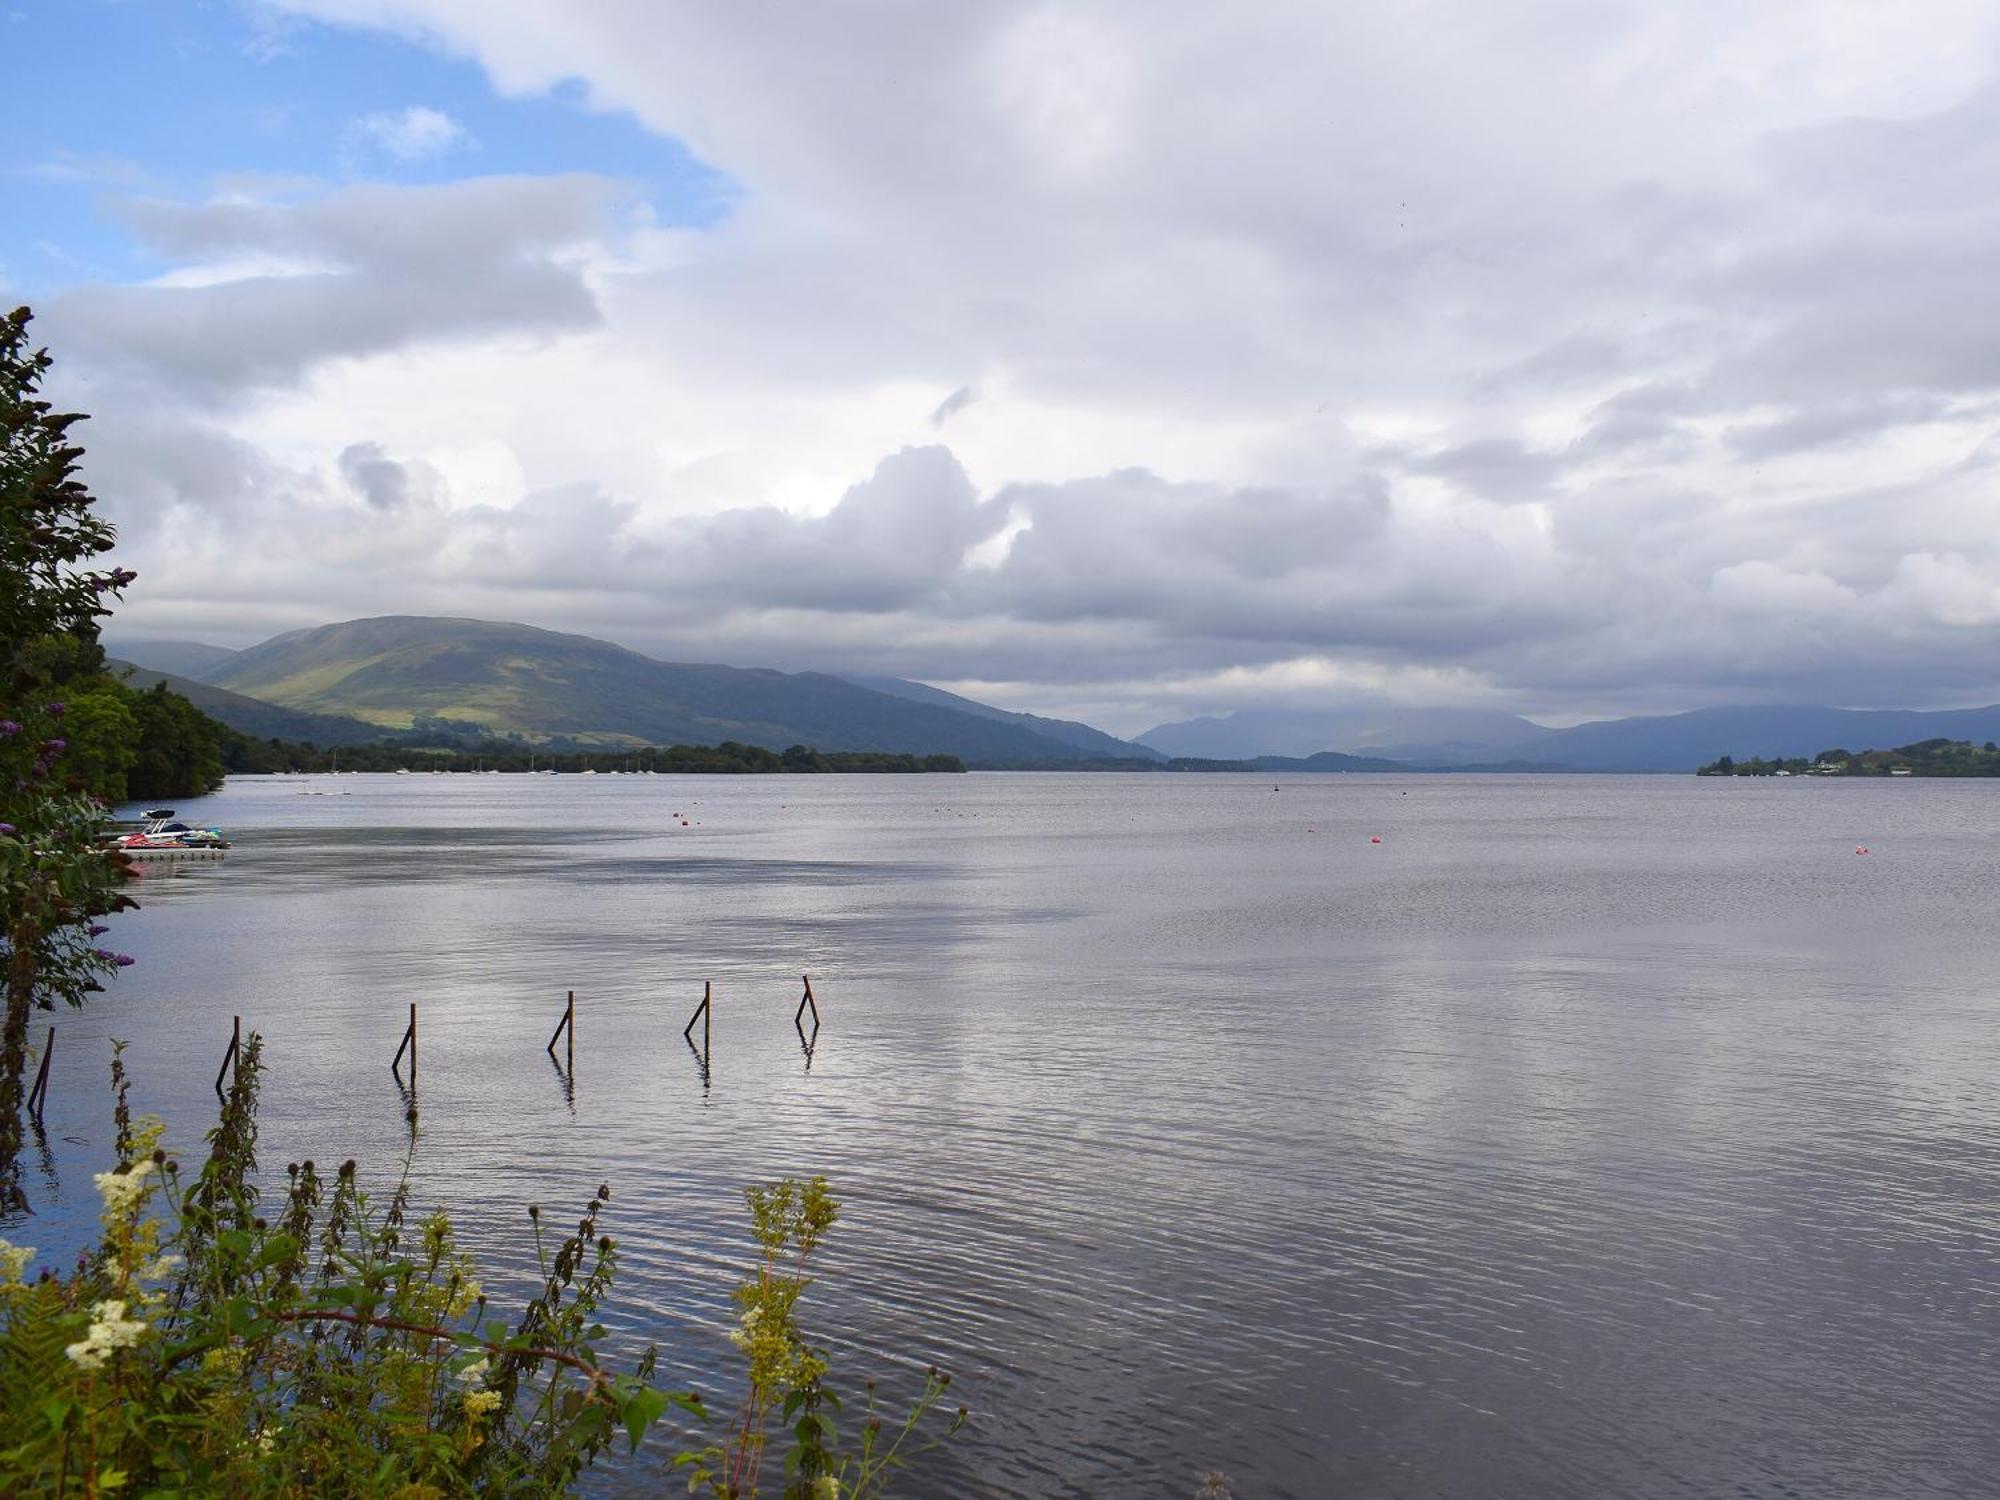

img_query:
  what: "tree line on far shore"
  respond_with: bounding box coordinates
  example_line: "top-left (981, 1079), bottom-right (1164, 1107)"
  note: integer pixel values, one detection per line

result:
top-left (221, 736), bottom-right (967, 777)
top-left (1697, 739), bottom-right (2000, 776)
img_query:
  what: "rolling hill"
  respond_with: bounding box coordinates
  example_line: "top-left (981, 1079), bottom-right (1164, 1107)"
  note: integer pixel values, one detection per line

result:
top-left (107, 662), bottom-right (389, 746)
top-left (204, 616), bottom-right (1147, 763)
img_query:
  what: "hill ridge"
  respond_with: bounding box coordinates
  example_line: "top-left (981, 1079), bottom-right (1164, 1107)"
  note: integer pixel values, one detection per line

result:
top-left (206, 615), bottom-right (1150, 764)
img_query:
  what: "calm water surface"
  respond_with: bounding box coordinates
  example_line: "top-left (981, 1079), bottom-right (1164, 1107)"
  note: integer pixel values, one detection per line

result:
top-left (12, 772), bottom-right (2000, 1497)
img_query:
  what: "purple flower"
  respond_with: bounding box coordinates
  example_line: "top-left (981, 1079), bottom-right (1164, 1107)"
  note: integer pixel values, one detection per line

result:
top-left (89, 923), bottom-right (108, 935)
top-left (0, 721), bottom-right (18, 736)
top-left (44, 739), bottom-right (66, 752)
top-left (114, 954), bottom-right (136, 968)
top-left (45, 703), bottom-right (64, 718)
top-left (0, 823), bottom-right (14, 836)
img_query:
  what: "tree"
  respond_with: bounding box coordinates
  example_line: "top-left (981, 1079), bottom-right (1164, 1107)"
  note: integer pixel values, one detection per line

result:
top-left (0, 306), bottom-right (136, 1199)
top-left (128, 680), bottom-right (225, 798)
top-left (57, 682), bottom-right (139, 801)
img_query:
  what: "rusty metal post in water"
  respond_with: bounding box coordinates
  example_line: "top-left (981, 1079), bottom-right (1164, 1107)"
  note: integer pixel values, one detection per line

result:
top-left (26, 1026), bottom-right (54, 1119)
top-left (393, 1003), bottom-right (418, 1089)
top-left (215, 1015), bottom-right (241, 1100)
top-left (547, 990), bottom-right (575, 1069)
top-left (682, 981), bottom-right (712, 1058)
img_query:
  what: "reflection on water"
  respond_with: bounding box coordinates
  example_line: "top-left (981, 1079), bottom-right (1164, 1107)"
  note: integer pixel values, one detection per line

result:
top-left (11, 771), bottom-right (2000, 1498)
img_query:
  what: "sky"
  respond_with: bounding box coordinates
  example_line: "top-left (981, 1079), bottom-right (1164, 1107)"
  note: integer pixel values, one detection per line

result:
top-left (9, 0), bottom-right (2000, 735)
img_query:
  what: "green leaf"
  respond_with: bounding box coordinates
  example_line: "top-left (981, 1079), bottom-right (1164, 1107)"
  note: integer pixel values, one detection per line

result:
top-left (622, 1384), bottom-right (669, 1452)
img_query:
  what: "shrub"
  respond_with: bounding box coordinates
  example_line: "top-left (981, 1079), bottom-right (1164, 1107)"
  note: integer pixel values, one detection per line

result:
top-left (0, 1040), bottom-right (960, 1496)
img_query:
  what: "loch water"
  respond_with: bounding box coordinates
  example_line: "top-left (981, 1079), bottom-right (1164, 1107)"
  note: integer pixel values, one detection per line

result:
top-left (13, 772), bottom-right (2000, 1498)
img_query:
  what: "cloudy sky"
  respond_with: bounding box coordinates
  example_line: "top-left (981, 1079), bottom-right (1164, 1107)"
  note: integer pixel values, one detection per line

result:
top-left (10, 1), bottom-right (2000, 733)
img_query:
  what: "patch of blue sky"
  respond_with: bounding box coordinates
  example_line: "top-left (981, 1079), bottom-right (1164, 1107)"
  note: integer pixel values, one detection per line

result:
top-left (2, 0), bottom-right (734, 297)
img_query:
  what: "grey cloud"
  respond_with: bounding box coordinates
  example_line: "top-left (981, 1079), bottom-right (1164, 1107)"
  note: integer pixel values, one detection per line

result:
top-left (338, 442), bottom-right (437, 511)
top-left (46, 175), bottom-right (620, 394)
top-left (929, 384), bottom-right (978, 426)
top-left (1400, 439), bottom-right (1566, 504)
top-left (1723, 395), bottom-right (1961, 461)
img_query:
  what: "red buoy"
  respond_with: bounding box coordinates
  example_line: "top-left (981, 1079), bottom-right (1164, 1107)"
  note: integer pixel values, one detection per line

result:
top-left (1370, 835), bottom-right (1382, 844)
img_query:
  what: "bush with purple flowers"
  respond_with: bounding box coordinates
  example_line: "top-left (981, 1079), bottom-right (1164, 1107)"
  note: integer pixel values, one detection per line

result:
top-left (1, 305), bottom-right (137, 1200)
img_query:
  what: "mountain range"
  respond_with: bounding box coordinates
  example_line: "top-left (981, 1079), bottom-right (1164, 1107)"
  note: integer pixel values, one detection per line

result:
top-left (102, 617), bottom-right (2000, 772)
top-left (1137, 701), bottom-right (2000, 771)
top-left (107, 617), bottom-right (1148, 765)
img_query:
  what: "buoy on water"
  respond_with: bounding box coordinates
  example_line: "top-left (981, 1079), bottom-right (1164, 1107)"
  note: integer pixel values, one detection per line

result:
top-left (1370, 835), bottom-right (1382, 844)
top-left (1855, 846), bottom-right (1869, 855)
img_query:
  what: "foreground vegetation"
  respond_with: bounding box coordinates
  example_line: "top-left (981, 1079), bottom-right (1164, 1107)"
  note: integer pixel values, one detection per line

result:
top-left (0, 1044), bottom-right (961, 1495)
top-left (1696, 739), bottom-right (2000, 776)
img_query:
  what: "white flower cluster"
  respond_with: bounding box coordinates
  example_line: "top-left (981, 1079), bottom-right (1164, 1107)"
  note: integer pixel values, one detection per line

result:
top-left (458, 1354), bottom-right (503, 1418)
top-left (0, 1238), bottom-right (33, 1286)
top-left (728, 1303), bottom-right (763, 1350)
top-left (92, 1159), bottom-right (152, 1218)
top-left (64, 1298), bottom-right (149, 1371)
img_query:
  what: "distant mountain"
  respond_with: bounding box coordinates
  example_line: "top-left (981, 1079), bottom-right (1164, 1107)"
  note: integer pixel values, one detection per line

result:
top-left (1528, 704), bottom-right (2000, 772)
top-left (101, 638), bottom-right (241, 681)
top-left (843, 674), bottom-right (1162, 761)
top-left (107, 662), bottom-right (387, 746)
top-left (1139, 699), bottom-right (2000, 772)
top-left (206, 616), bottom-right (1130, 763)
top-left (1138, 704), bottom-right (1548, 761)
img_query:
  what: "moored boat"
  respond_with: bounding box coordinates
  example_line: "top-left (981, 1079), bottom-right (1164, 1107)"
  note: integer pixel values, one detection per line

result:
top-left (109, 809), bottom-right (231, 857)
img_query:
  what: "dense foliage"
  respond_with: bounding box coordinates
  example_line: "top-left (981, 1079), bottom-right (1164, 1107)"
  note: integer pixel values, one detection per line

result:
top-left (46, 670), bottom-right (225, 803)
top-left (0, 1045), bottom-right (959, 1496)
top-left (1697, 739), bottom-right (2000, 776)
top-left (0, 306), bottom-right (136, 1198)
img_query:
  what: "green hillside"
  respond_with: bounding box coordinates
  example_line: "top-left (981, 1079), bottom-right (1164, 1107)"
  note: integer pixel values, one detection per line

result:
top-left (107, 661), bottom-right (390, 746)
top-left (206, 616), bottom-right (1134, 763)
